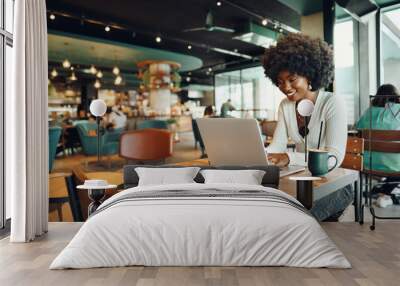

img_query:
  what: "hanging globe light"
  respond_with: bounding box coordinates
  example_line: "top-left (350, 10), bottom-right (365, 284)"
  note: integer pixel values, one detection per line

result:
top-left (62, 59), bottom-right (71, 68)
top-left (70, 72), bottom-right (77, 81)
top-left (51, 68), bottom-right (58, 78)
top-left (114, 75), bottom-right (122, 85)
top-left (112, 66), bottom-right (120, 75)
top-left (89, 65), bottom-right (97, 75)
top-left (94, 79), bottom-right (101, 89)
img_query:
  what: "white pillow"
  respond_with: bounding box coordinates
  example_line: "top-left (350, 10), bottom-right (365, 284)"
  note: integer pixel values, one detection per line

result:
top-left (200, 169), bottom-right (266, 185)
top-left (135, 167), bottom-right (201, 186)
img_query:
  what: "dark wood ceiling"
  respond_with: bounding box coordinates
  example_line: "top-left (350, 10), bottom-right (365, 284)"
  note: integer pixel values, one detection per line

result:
top-left (46, 0), bottom-right (302, 83)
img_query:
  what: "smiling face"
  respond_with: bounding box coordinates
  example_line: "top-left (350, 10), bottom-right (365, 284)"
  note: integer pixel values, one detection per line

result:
top-left (277, 70), bottom-right (310, 102)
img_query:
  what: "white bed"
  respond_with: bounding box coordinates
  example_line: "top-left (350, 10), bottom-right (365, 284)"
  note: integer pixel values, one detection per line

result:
top-left (50, 183), bottom-right (350, 269)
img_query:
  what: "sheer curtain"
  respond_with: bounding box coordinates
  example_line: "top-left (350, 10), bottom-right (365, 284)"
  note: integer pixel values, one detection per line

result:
top-left (8, 0), bottom-right (48, 242)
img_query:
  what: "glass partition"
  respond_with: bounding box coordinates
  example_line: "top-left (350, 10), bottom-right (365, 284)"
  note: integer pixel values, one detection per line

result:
top-left (214, 66), bottom-right (284, 120)
top-left (334, 19), bottom-right (357, 125)
top-left (380, 6), bottom-right (400, 89)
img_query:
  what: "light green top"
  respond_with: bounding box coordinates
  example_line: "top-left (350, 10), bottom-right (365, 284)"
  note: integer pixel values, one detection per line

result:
top-left (356, 103), bottom-right (400, 173)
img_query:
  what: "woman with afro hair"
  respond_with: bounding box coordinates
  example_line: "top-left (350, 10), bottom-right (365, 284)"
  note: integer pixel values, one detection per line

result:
top-left (263, 33), bottom-right (352, 221)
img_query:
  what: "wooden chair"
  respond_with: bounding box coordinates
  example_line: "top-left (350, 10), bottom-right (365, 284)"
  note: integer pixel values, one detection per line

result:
top-left (119, 128), bottom-right (173, 164)
top-left (340, 137), bottom-right (364, 224)
top-left (261, 120), bottom-right (277, 138)
top-left (360, 130), bottom-right (400, 230)
top-left (341, 137), bottom-right (364, 171)
top-left (49, 172), bottom-right (72, 221)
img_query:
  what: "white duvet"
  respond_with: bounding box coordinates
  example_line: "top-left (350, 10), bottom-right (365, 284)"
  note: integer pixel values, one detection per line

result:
top-left (50, 183), bottom-right (351, 269)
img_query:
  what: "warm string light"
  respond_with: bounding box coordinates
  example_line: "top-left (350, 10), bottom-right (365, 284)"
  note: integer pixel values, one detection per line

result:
top-left (94, 80), bottom-right (101, 89)
top-left (62, 59), bottom-right (71, 68)
top-left (112, 66), bottom-right (120, 75)
top-left (114, 75), bottom-right (122, 85)
top-left (70, 72), bottom-right (77, 81)
top-left (89, 65), bottom-right (97, 74)
top-left (96, 70), bottom-right (103, 78)
top-left (50, 68), bottom-right (58, 78)
top-left (261, 19), bottom-right (268, 26)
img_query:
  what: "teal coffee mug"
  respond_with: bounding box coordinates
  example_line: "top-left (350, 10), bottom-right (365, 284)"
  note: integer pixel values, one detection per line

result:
top-left (308, 149), bottom-right (338, 176)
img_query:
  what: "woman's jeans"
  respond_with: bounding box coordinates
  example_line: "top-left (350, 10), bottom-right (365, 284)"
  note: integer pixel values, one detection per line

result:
top-left (310, 184), bottom-right (354, 221)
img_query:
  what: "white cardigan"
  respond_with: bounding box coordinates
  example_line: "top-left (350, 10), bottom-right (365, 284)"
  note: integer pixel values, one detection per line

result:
top-left (267, 91), bottom-right (347, 167)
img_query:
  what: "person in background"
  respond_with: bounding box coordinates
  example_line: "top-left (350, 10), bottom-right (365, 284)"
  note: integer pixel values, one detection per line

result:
top-left (49, 111), bottom-right (62, 127)
top-left (220, 99), bottom-right (235, 117)
top-left (262, 32), bottom-right (351, 221)
top-left (370, 84), bottom-right (400, 106)
top-left (62, 111), bottom-right (73, 126)
top-left (109, 106), bottom-right (127, 130)
top-left (77, 104), bottom-right (89, 120)
top-left (356, 84), bottom-right (400, 173)
top-left (203, 105), bottom-right (215, 117)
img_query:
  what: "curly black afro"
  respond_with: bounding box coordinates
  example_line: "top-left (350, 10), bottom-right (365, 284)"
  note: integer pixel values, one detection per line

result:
top-left (262, 33), bottom-right (334, 91)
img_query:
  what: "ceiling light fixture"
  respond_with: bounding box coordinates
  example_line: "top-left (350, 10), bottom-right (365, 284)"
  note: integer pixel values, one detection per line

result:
top-left (112, 66), bottom-right (120, 75)
top-left (279, 27), bottom-right (283, 33)
top-left (261, 18), bottom-right (268, 26)
top-left (216, 1), bottom-right (222, 6)
top-left (155, 36), bottom-right (162, 43)
top-left (50, 68), bottom-right (58, 78)
top-left (186, 77), bottom-right (191, 82)
top-left (70, 72), bottom-right (77, 81)
top-left (96, 71), bottom-right (103, 78)
top-left (94, 80), bottom-right (101, 89)
top-left (188, 45), bottom-right (192, 50)
top-left (114, 75), bottom-right (123, 85)
top-left (50, 14), bottom-right (56, 20)
top-left (105, 26), bottom-right (111, 32)
top-left (70, 66), bottom-right (74, 71)
top-left (62, 59), bottom-right (71, 68)
top-left (89, 65), bottom-right (97, 75)
top-left (208, 67), bottom-right (212, 72)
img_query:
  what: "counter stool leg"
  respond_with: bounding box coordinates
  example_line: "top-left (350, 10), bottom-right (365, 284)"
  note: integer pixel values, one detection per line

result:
top-left (296, 181), bottom-right (313, 210)
top-left (87, 188), bottom-right (106, 216)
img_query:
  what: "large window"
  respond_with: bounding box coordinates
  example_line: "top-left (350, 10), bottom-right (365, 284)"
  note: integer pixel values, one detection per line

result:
top-left (214, 66), bottom-right (284, 119)
top-left (380, 6), bottom-right (400, 89)
top-left (1, 0), bottom-right (14, 229)
top-left (334, 19), bottom-right (357, 125)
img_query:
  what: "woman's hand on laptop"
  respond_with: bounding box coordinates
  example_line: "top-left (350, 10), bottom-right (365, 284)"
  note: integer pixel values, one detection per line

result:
top-left (267, 153), bottom-right (289, 167)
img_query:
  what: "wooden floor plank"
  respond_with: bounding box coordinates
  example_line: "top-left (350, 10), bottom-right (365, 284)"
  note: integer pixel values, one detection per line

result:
top-left (1, 222), bottom-right (400, 286)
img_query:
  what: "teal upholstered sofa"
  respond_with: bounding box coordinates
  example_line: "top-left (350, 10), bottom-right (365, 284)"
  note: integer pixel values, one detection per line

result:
top-left (137, 119), bottom-right (169, 130)
top-left (49, 126), bottom-right (62, 172)
top-left (74, 121), bottom-right (121, 158)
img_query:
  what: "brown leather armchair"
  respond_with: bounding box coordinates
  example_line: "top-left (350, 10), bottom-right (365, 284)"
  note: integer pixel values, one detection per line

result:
top-left (119, 128), bottom-right (173, 162)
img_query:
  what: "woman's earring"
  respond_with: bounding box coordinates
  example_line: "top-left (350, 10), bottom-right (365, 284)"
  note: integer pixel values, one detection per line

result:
top-left (308, 83), bottom-right (313, 90)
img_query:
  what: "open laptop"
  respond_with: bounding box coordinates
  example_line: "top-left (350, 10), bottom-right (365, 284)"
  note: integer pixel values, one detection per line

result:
top-left (196, 118), bottom-right (305, 177)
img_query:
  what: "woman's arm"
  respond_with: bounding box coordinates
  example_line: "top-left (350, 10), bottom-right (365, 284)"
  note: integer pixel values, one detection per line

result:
top-left (323, 96), bottom-right (348, 166)
top-left (266, 101), bottom-right (289, 153)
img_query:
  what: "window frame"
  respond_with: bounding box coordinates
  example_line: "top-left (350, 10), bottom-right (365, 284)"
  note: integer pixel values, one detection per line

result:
top-left (379, 3), bottom-right (400, 87)
top-left (0, 0), bottom-right (13, 231)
